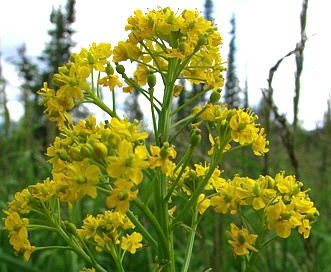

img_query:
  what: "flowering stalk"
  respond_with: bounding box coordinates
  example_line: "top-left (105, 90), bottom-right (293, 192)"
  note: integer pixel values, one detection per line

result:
top-left (2, 7), bottom-right (319, 272)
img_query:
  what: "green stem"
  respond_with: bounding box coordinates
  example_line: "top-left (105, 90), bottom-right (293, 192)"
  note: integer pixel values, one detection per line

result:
top-left (85, 89), bottom-right (118, 118)
top-left (181, 205), bottom-right (199, 272)
top-left (245, 212), bottom-right (268, 272)
top-left (126, 209), bottom-right (158, 251)
top-left (170, 85), bottom-right (212, 117)
top-left (41, 201), bottom-right (107, 272)
top-left (133, 197), bottom-right (170, 265)
top-left (165, 145), bottom-right (195, 202)
top-left (172, 147), bottom-right (224, 226)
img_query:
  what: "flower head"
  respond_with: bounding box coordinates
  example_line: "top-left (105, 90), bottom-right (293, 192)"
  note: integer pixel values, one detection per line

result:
top-left (227, 223), bottom-right (258, 256)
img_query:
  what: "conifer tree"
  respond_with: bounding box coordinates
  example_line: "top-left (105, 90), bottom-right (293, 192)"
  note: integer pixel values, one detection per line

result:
top-left (204, 0), bottom-right (214, 22)
top-left (124, 89), bottom-right (144, 122)
top-left (39, 0), bottom-right (85, 141)
top-left (223, 15), bottom-right (242, 108)
top-left (40, 0), bottom-right (76, 82)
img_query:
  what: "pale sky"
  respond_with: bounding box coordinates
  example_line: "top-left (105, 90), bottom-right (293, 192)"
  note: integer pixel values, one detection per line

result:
top-left (0, 0), bottom-right (330, 130)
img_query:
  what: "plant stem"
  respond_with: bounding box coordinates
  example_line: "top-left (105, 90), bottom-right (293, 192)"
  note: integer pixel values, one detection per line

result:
top-left (181, 206), bottom-right (199, 272)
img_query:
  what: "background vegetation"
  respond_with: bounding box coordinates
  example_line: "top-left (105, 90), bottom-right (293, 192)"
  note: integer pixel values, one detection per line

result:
top-left (1, 0), bottom-right (330, 271)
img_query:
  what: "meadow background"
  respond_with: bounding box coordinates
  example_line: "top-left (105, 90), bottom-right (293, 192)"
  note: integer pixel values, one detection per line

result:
top-left (1, 0), bottom-right (330, 271)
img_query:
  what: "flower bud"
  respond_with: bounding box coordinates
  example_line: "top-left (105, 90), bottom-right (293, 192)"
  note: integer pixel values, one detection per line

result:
top-left (105, 64), bottom-right (114, 75)
top-left (197, 35), bottom-right (207, 46)
top-left (267, 176), bottom-right (275, 189)
top-left (116, 64), bottom-right (125, 74)
top-left (281, 211), bottom-right (292, 220)
top-left (209, 91), bottom-right (221, 103)
top-left (190, 128), bottom-right (202, 147)
top-left (69, 146), bottom-right (83, 161)
top-left (159, 142), bottom-right (170, 159)
top-left (148, 15), bottom-right (154, 27)
top-left (87, 52), bottom-right (96, 64)
top-left (58, 65), bottom-right (69, 75)
top-left (167, 13), bottom-right (175, 24)
top-left (52, 74), bottom-right (65, 87)
top-left (179, 41), bottom-right (186, 53)
top-left (238, 230), bottom-right (246, 244)
top-left (65, 222), bottom-right (78, 235)
top-left (147, 73), bottom-right (156, 88)
top-left (93, 142), bottom-right (108, 159)
top-left (80, 143), bottom-right (93, 158)
top-left (58, 151), bottom-right (72, 162)
top-left (117, 191), bottom-right (129, 201)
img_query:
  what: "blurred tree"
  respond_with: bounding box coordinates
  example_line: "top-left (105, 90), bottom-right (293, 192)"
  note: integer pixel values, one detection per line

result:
top-left (204, 0), bottom-right (214, 22)
top-left (124, 89), bottom-right (144, 122)
top-left (223, 14), bottom-right (243, 108)
top-left (0, 50), bottom-right (10, 137)
top-left (39, 0), bottom-right (90, 140)
top-left (40, 0), bottom-right (76, 82)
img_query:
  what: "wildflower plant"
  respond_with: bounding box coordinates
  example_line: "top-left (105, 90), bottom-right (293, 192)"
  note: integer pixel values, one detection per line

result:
top-left (2, 7), bottom-right (319, 272)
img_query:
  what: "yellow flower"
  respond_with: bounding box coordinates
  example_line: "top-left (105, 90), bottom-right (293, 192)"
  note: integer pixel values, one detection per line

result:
top-left (230, 109), bottom-right (259, 145)
top-left (53, 160), bottom-right (101, 205)
top-left (78, 214), bottom-right (100, 240)
top-left (54, 62), bottom-right (90, 100)
top-left (7, 189), bottom-right (32, 214)
top-left (133, 64), bottom-right (150, 86)
top-left (2, 211), bottom-right (35, 260)
top-left (266, 199), bottom-right (302, 238)
top-left (110, 118), bottom-right (149, 142)
top-left (67, 160), bottom-right (101, 198)
top-left (275, 172), bottom-right (302, 201)
top-left (210, 182), bottom-right (238, 214)
top-left (226, 223), bottom-right (258, 256)
top-left (98, 73), bottom-right (123, 91)
top-left (106, 179), bottom-right (138, 214)
top-left (298, 219), bottom-right (312, 239)
top-left (38, 83), bottom-right (73, 130)
top-left (113, 41), bottom-right (140, 62)
top-left (121, 232), bottom-right (143, 254)
top-left (107, 140), bottom-right (149, 184)
top-left (252, 128), bottom-right (269, 156)
top-left (198, 194), bottom-right (210, 214)
top-left (149, 143), bottom-right (177, 176)
top-left (78, 42), bottom-right (112, 71)
top-left (28, 178), bottom-right (56, 202)
top-left (233, 176), bottom-right (277, 210)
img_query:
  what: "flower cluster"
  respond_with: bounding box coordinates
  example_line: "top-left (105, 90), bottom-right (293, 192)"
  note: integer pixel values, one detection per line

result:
top-left (46, 114), bottom-right (149, 210)
top-left (78, 210), bottom-right (142, 254)
top-left (193, 103), bottom-right (269, 156)
top-left (38, 42), bottom-right (122, 130)
top-left (2, 6), bottom-right (320, 272)
top-left (114, 7), bottom-right (225, 93)
top-left (2, 211), bottom-right (35, 261)
top-left (211, 172), bottom-right (319, 255)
